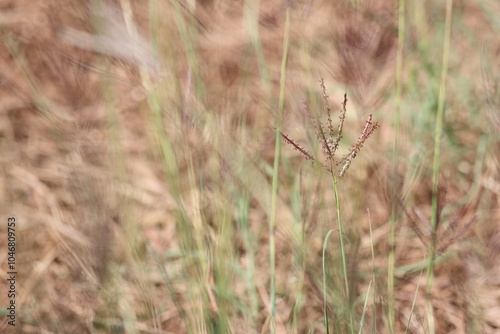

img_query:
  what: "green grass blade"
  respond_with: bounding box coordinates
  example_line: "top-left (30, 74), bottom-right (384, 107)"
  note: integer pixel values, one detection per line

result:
top-left (269, 11), bottom-right (291, 333)
top-left (388, 0), bottom-right (405, 332)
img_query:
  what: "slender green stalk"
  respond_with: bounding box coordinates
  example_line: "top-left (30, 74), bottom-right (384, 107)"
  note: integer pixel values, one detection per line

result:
top-left (358, 279), bottom-right (372, 334)
top-left (426, 1), bottom-right (453, 333)
top-left (388, 0), bottom-right (405, 332)
top-left (244, 0), bottom-right (272, 97)
top-left (321, 179), bottom-right (355, 334)
top-left (269, 11), bottom-right (290, 334)
top-left (331, 175), bottom-right (354, 334)
top-left (322, 229), bottom-right (336, 334)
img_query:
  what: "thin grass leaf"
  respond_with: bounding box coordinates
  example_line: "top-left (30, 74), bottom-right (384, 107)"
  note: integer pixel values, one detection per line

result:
top-left (280, 132), bottom-right (316, 162)
top-left (332, 94), bottom-right (348, 155)
top-left (322, 229), bottom-right (337, 334)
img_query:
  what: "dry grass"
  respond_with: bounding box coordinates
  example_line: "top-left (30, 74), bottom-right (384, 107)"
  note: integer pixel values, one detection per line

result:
top-left (0, 0), bottom-right (499, 333)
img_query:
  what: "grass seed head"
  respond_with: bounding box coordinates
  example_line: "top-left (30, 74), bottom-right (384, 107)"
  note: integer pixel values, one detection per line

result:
top-left (282, 79), bottom-right (379, 179)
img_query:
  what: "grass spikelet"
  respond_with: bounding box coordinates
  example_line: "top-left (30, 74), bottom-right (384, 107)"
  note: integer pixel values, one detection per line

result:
top-left (280, 132), bottom-right (317, 163)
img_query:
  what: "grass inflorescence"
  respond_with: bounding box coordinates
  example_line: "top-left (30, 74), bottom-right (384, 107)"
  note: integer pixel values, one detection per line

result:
top-left (282, 80), bottom-right (379, 333)
top-left (281, 79), bottom-right (379, 179)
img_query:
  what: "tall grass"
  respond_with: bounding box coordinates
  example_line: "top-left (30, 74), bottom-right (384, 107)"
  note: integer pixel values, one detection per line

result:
top-left (3, 0), bottom-right (499, 333)
top-left (426, 0), bottom-right (454, 332)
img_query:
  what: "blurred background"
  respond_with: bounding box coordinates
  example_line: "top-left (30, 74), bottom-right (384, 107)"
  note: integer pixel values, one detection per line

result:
top-left (0, 0), bottom-right (499, 333)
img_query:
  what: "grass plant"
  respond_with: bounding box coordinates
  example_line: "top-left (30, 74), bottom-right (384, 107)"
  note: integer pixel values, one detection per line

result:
top-left (1, 1), bottom-right (499, 333)
top-left (426, 1), bottom-right (453, 332)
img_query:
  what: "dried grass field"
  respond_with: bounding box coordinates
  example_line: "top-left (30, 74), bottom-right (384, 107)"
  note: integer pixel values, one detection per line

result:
top-left (0, 0), bottom-right (499, 333)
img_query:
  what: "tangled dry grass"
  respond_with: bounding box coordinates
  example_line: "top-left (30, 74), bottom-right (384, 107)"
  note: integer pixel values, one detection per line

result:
top-left (0, 0), bottom-right (499, 333)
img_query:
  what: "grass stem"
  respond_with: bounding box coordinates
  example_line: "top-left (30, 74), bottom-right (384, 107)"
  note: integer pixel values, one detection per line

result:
top-left (388, 0), bottom-right (405, 332)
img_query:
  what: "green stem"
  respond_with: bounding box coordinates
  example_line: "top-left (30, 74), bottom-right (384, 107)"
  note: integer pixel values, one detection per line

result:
top-left (332, 175), bottom-right (354, 334)
top-left (322, 229), bottom-right (336, 334)
top-left (388, 0), bottom-right (405, 332)
top-left (269, 12), bottom-right (290, 334)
